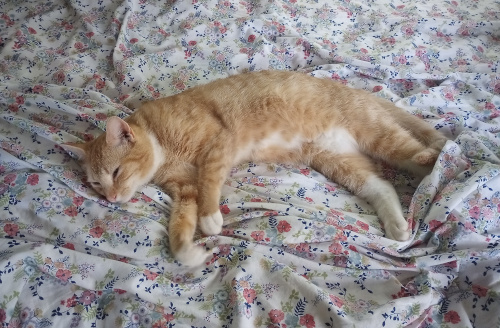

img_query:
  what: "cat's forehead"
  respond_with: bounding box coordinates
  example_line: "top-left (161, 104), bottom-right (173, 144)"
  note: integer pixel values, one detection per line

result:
top-left (85, 138), bottom-right (121, 173)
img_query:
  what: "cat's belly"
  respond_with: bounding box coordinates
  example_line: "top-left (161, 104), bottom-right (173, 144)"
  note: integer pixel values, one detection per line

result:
top-left (232, 128), bottom-right (359, 165)
top-left (233, 131), bottom-right (305, 165)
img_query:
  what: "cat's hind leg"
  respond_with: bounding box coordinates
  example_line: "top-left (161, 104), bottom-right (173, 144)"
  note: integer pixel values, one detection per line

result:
top-left (360, 123), bottom-right (441, 178)
top-left (309, 150), bottom-right (410, 241)
top-left (378, 99), bottom-right (448, 151)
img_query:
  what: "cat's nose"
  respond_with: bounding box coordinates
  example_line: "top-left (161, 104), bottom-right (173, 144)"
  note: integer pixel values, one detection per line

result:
top-left (106, 193), bottom-right (117, 202)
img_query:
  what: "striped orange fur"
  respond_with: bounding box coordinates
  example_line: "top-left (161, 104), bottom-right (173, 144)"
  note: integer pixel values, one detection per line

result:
top-left (63, 70), bottom-right (447, 266)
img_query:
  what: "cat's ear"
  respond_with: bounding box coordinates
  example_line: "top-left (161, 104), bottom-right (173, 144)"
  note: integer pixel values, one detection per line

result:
top-left (61, 143), bottom-right (87, 160)
top-left (105, 116), bottom-right (135, 147)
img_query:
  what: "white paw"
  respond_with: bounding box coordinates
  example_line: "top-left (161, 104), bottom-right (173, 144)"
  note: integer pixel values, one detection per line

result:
top-left (384, 220), bottom-right (411, 241)
top-left (175, 244), bottom-right (211, 267)
top-left (199, 211), bottom-right (224, 235)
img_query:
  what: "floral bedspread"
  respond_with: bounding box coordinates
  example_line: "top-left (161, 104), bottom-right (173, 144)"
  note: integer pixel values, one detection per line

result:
top-left (1, 0), bottom-right (500, 327)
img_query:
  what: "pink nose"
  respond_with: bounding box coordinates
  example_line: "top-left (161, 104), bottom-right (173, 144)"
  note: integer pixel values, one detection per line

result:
top-left (107, 193), bottom-right (117, 202)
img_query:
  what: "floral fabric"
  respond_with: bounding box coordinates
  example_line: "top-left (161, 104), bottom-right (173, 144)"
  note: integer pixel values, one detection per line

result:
top-left (1, 0), bottom-right (500, 327)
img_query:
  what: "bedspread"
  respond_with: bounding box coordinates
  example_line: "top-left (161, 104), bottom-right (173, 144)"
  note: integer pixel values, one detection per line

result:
top-left (1, 0), bottom-right (500, 327)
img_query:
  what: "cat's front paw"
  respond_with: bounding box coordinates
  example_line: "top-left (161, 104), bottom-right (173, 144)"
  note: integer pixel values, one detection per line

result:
top-left (385, 220), bottom-right (410, 241)
top-left (199, 211), bottom-right (224, 235)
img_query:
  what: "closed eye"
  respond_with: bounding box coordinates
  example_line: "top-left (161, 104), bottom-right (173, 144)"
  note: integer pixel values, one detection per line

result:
top-left (89, 181), bottom-right (101, 187)
top-left (113, 167), bottom-right (120, 179)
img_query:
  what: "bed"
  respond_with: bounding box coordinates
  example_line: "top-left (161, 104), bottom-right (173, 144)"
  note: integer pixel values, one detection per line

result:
top-left (1, 0), bottom-right (499, 327)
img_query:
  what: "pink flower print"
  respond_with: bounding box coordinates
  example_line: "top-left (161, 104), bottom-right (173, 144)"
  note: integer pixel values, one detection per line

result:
top-left (444, 260), bottom-right (457, 268)
top-left (356, 220), bottom-right (369, 231)
top-left (64, 206), bottom-right (78, 217)
top-left (330, 295), bottom-right (344, 308)
top-left (295, 243), bottom-right (309, 253)
top-left (144, 270), bottom-right (159, 281)
top-left (464, 221), bottom-right (476, 232)
top-left (20, 307), bottom-right (33, 322)
top-left (95, 113), bottom-right (107, 120)
top-left (53, 71), bottom-right (66, 83)
top-left (162, 313), bottom-right (174, 322)
top-left (218, 244), bottom-right (231, 256)
top-left (243, 288), bottom-right (256, 304)
top-left (428, 219), bottom-right (442, 231)
top-left (89, 226), bottom-right (104, 238)
top-left (333, 256), bottom-right (347, 267)
top-left (63, 243), bottom-right (75, 250)
top-left (251, 230), bottom-right (265, 241)
top-left (56, 269), bottom-right (72, 282)
top-left (472, 285), bottom-right (488, 298)
top-left (403, 27), bottom-right (413, 36)
top-left (74, 41), bottom-right (85, 51)
top-left (482, 207), bottom-right (493, 220)
top-left (107, 220), bottom-right (123, 233)
top-left (73, 196), bottom-right (85, 206)
top-left (80, 290), bottom-right (96, 305)
top-left (328, 242), bottom-right (342, 255)
top-left (372, 85), bottom-right (383, 92)
top-left (4, 173), bottom-right (16, 185)
top-left (248, 34), bottom-right (256, 42)
top-left (26, 174), bottom-right (39, 185)
top-left (3, 223), bottom-right (19, 237)
top-left (95, 78), bottom-right (105, 90)
top-left (444, 92), bottom-right (454, 101)
top-left (268, 309), bottom-right (284, 323)
top-left (175, 81), bottom-right (186, 90)
top-left (277, 220), bottom-right (291, 233)
top-left (468, 206), bottom-right (480, 219)
top-left (299, 314), bottom-right (315, 328)
top-left (382, 37), bottom-right (395, 45)
top-left (443, 311), bottom-right (461, 324)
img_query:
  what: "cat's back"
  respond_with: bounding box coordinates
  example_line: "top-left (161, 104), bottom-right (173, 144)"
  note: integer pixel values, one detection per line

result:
top-left (132, 70), bottom-right (379, 144)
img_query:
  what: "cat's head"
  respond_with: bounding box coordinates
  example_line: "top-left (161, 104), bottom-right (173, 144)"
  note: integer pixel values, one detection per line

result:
top-left (62, 116), bottom-right (158, 203)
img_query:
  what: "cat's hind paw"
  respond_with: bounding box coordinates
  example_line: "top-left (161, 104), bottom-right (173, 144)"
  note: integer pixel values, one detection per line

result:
top-left (384, 220), bottom-right (411, 241)
top-left (429, 137), bottom-right (448, 152)
top-left (175, 244), bottom-right (211, 267)
top-left (412, 148), bottom-right (440, 166)
top-left (199, 211), bottom-right (224, 235)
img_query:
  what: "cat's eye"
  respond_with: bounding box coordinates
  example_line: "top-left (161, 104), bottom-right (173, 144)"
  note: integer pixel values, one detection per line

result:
top-left (90, 181), bottom-right (101, 187)
top-left (113, 167), bottom-right (120, 179)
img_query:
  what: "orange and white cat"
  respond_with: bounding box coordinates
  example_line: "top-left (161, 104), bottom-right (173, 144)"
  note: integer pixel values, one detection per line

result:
top-left (63, 70), bottom-right (447, 266)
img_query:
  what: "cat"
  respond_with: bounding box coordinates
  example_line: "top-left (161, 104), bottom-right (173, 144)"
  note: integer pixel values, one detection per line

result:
top-left (62, 70), bottom-right (448, 266)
